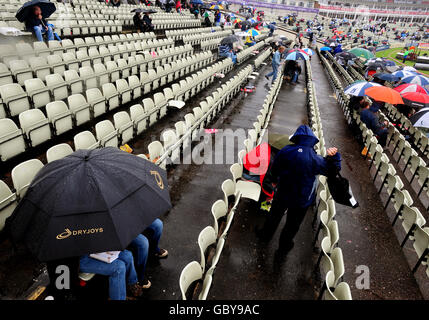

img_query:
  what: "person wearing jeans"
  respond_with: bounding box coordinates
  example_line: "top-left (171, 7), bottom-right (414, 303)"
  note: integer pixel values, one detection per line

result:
top-left (128, 219), bottom-right (168, 289)
top-left (33, 24), bottom-right (54, 42)
top-left (265, 46), bottom-right (285, 82)
top-left (79, 250), bottom-right (142, 300)
top-left (25, 5), bottom-right (55, 42)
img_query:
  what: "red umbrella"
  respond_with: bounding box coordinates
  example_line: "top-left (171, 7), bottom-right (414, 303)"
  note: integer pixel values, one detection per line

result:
top-left (288, 48), bottom-right (309, 55)
top-left (401, 92), bottom-right (429, 109)
top-left (394, 83), bottom-right (429, 95)
top-left (365, 86), bottom-right (404, 105)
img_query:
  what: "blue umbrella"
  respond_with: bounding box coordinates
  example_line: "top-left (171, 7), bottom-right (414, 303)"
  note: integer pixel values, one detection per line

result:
top-left (344, 81), bottom-right (381, 96)
top-left (191, 0), bottom-right (204, 4)
top-left (392, 70), bottom-right (416, 79)
top-left (373, 73), bottom-right (400, 82)
top-left (320, 46), bottom-right (331, 52)
top-left (16, 0), bottom-right (56, 23)
top-left (247, 18), bottom-right (256, 24)
top-left (401, 74), bottom-right (429, 88)
top-left (286, 51), bottom-right (309, 61)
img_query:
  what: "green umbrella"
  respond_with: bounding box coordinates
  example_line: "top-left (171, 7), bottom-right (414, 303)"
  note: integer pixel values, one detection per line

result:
top-left (348, 48), bottom-right (375, 60)
top-left (268, 133), bottom-right (292, 151)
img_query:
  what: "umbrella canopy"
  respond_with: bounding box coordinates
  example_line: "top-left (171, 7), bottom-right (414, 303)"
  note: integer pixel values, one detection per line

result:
top-left (6, 148), bottom-right (172, 262)
top-left (320, 46), bottom-right (331, 51)
top-left (344, 81), bottom-right (381, 97)
top-left (220, 35), bottom-right (240, 45)
top-left (394, 83), bottom-right (429, 95)
top-left (285, 50), bottom-right (309, 61)
top-left (190, 0), bottom-right (204, 4)
top-left (16, 0), bottom-right (56, 22)
top-left (365, 86), bottom-right (404, 105)
top-left (401, 92), bottom-right (429, 109)
top-left (410, 107), bottom-right (429, 129)
top-left (392, 70), bottom-right (416, 79)
top-left (403, 66), bottom-right (417, 73)
top-left (367, 61), bottom-right (387, 71)
top-left (335, 51), bottom-right (356, 61)
top-left (247, 28), bottom-right (260, 36)
top-left (302, 48), bottom-right (314, 56)
top-left (401, 74), bottom-right (429, 88)
top-left (373, 73), bottom-right (400, 82)
top-left (349, 47), bottom-right (374, 60)
top-left (247, 18), bottom-right (257, 24)
top-left (233, 18), bottom-right (242, 24)
top-left (210, 4), bottom-right (223, 9)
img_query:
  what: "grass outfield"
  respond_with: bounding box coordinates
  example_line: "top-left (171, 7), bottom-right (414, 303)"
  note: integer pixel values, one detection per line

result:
top-left (376, 47), bottom-right (429, 76)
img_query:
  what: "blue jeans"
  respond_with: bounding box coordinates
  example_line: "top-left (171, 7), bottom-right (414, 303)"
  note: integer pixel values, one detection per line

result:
top-left (79, 250), bottom-right (138, 300)
top-left (129, 234), bottom-right (149, 282)
top-left (267, 63), bottom-right (279, 81)
top-left (291, 71), bottom-right (299, 83)
top-left (144, 218), bottom-right (163, 255)
top-left (33, 25), bottom-right (54, 42)
top-left (128, 219), bottom-right (163, 282)
top-left (220, 51), bottom-right (237, 64)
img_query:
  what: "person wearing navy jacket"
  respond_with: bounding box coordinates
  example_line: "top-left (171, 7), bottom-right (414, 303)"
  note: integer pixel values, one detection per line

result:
top-left (25, 5), bottom-right (54, 42)
top-left (258, 125), bottom-right (341, 253)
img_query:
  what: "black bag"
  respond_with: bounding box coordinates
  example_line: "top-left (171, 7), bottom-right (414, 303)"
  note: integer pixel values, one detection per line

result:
top-left (327, 171), bottom-right (359, 208)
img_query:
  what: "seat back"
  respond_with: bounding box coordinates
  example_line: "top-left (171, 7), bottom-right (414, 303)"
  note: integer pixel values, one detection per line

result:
top-left (12, 159), bottom-right (44, 198)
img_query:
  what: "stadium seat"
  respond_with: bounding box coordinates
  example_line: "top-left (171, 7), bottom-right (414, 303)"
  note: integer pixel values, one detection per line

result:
top-left (113, 111), bottom-right (134, 145)
top-left (19, 109), bottom-right (51, 147)
top-left (46, 74), bottom-right (68, 101)
top-left (229, 163), bottom-right (261, 202)
top-left (179, 261), bottom-right (202, 300)
top-left (74, 131), bottom-right (99, 150)
top-left (24, 78), bottom-right (51, 109)
top-left (86, 88), bottom-right (107, 118)
top-left (0, 118), bottom-right (26, 162)
top-left (68, 94), bottom-right (91, 126)
top-left (46, 101), bottom-right (73, 136)
top-left (46, 143), bottom-right (74, 163)
top-left (95, 120), bottom-right (118, 148)
top-left (11, 158), bottom-right (44, 198)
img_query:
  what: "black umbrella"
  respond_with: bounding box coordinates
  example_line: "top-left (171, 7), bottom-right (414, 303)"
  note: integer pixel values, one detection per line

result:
top-left (335, 51), bottom-right (356, 61)
top-left (16, 0), bottom-right (56, 23)
top-left (132, 8), bottom-right (157, 13)
top-left (367, 61), bottom-right (386, 71)
top-left (221, 35), bottom-right (240, 46)
top-left (6, 147), bottom-right (171, 262)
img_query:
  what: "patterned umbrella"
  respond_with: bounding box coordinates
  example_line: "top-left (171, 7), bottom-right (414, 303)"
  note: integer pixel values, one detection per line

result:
top-left (247, 28), bottom-right (260, 37)
top-left (401, 92), bottom-right (429, 109)
top-left (344, 81), bottom-right (381, 97)
top-left (210, 4), bottom-right (223, 9)
top-left (401, 75), bottom-right (429, 88)
top-left (302, 48), bottom-right (314, 56)
top-left (392, 70), bottom-right (417, 79)
top-left (410, 107), bottom-right (429, 129)
top-left (285, 50), bottom-right (309, 61)
top-left (394, 83), bottom-right (428, 95)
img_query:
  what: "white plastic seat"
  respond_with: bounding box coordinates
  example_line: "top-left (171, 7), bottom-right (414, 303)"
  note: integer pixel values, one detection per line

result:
top-left (0, 62), bottom-right (13, 86)
top-left (45, 73), bottom-right (68, 101)
top-left (46, 101), bottom-right (73, 136)
top-left (24, 78), bottom-right (51, 109)
top-left (0, 180), bottom-right (17, 231)
top-left (95, 120), bottom-right (118, 148)
top-left (46, 143), bottom-right (73, 163)
top-left (147, 141), bottom-right (164, 161)
top-left (130, 104), bottom-right (147, 135)
top-left (19, 109), bottom-right (51, 147)
top-left (0, 118), bottom-right (26, 161)
top-left (86, 88), bottom-right (107, 118)
top-left (79, 66), bottom-right (97, 89)
top-left (47, 54), bottom-right (66, 76)
top-left (9, 60), bottom-right (33, 85)
top-left (115, 79), bottom-right (131, 105)
top-left (29, 56), bottom-right (50, 81)
top-left (101, 83), bottom-right (120, 111)
top-left (229, 163), bottom-right (261, 201)
top-left (64, 69), bottom-right (84, 95)
top-left (67, 94), bottom-right (91, 126)
top-left (113, 111), bottom-right (134, 145)
top-left (11, 158), bottom-right (44, 198)
top-left (179, 261), bottom-right (203, 300)
top-left (74, 131), bottom-right (99, 150)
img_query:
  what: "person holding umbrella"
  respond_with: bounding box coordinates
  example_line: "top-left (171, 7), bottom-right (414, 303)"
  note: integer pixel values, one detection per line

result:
top-left (360, 101), bottom-right (388, 146)
top-left (133, 9), bottom-right (145, 32)
top-left (5, 148), bottom-right (172, 300)
top-left (256, 125), bottom-right (341, 254)
top-left (25, 5), bottom-right (54, 42)
top-left (79, 249), bottom-right (143, 300)
top-left (214, 9), bottom-right (221, 26)
top-left (142, 11), bottom-right (154, 32)
top-left (265, 46), bottom-right (285, 83)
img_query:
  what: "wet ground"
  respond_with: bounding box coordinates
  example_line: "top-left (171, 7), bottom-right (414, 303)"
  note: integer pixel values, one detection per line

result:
top-left (1, 29), bottom-right (428, 300)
